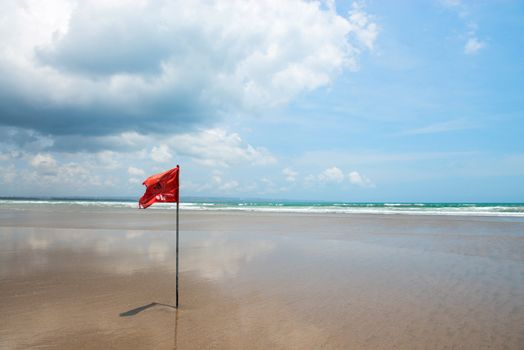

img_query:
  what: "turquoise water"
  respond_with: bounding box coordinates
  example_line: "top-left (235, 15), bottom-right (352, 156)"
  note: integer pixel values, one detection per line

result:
top-left (1, 197), bottom-right (524, 217)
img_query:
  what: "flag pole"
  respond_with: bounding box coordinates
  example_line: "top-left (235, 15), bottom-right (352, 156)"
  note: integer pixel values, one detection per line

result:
top-left (176, 200), bottom-right (179, 308)
top-left (176, 166), bottom-right (180, 308)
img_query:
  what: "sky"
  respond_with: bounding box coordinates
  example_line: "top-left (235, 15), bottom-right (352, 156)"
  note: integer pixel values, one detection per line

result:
top-left (0, 0), bottom-right (523, 202)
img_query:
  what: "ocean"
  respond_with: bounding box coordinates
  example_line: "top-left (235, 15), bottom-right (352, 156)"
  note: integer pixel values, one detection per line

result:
top-left (1, 197), bottom-right (524, 217)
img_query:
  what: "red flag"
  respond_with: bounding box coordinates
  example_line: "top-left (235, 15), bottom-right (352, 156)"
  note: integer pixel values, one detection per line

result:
top-left (139, 165), bottom-right (180, 209)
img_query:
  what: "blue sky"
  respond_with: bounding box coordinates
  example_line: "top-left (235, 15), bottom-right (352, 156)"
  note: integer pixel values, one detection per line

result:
top-left (0, 0), bottom-right (523, 201)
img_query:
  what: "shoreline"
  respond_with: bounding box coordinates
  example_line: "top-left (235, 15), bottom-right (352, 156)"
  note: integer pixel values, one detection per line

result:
top-left (1, 199), bottom-right (524, 218)
top-left (3, 204), bottom-right (524, 220)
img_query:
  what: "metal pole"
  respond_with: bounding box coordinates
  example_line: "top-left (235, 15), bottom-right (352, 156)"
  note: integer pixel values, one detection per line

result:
top-left (176, 199), bottom-right (179, 308)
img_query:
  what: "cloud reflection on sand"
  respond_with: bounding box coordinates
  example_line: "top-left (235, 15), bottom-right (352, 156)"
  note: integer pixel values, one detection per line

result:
top-left (27, 234), bottom-right (51, 250)
top-left (0, 226), bottom-right (172, 277)
top-left (184, 233), bottom-right (275, 280)
top-left (0, 226), bottom-right (276, 281)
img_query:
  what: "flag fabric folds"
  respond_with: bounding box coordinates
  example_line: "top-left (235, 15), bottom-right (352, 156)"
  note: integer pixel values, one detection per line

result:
top-left (139, 166), bottom-right (179, 209)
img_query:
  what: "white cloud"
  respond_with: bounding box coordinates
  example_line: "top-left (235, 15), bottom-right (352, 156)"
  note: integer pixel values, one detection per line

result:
top-left (171, 128), bottom-right (276, 167)
top-left (30, 154), bottom-right (57, 173)
top-left (0, 1), bottom-right (382, 197)
top-left (318, 166), bottom-right (345, 183)
top-left (211, 171), bottom-right (222, 184)
top-left (440, 0), bottom-right (461, 7)
top-left (0, 127), bottom-right (277, 195)
top-left (128, 177), bottom-right (142, 185)
top-left (258, 177), bottom-right (286, 194)
top-left (304, 166), bottom-right (374, 188)
top-left (181, 170), bottom-right (244, 194)
top-left (464, 37), bottom-right (485, 55)
top-left (401, 119), bottom-right (478, 135)
top-left (24, 155), bottom-right (112, 190)
top-left (57, 128), bottom-right (274, 167)
top-left (283, 167), bottom-right (298, 182)
top-left (151, 145), bottom-right (172, 163)
top-left (180, 180), bottom-right (200, 192)
top-left (127, 166), bottom-right (144, 176)
top-left (261, 177), bottom-right (275, 187)
top-left (0, 0), bottom-right (378, 137)
top-left (348, 171), bottom-right (374, 187)
top-left (440, 1), bottom-right (485, 55)
top-left (220, 180), bottom-right (239, 191)
top-left (1, 164), bottom-right (16, 183)
top-left (97, 150), bottom-right (119, 169)
top-left (347, 2), bottom-right (379, 51)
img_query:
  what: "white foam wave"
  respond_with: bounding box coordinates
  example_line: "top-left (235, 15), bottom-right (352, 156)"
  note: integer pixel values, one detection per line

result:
top-left (1, 200), bottom-right (523, 217)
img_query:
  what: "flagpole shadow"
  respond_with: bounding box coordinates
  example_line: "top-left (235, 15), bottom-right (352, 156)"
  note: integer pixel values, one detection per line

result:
top-left (119, 302), bottom-right (177, 317)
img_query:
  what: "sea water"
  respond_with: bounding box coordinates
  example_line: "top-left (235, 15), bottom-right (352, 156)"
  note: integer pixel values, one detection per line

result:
top-left (1, 197), bottom-right (524, 217)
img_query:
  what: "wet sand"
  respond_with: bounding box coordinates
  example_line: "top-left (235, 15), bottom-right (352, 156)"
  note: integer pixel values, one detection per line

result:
top-left (1, 205), bottom-right (524, 349)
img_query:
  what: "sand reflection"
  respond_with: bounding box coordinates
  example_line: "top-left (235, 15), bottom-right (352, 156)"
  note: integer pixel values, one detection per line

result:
top-left (184, 233), bottom-right (275, 280)
top-left (1, 208), bottom-right (524, 349)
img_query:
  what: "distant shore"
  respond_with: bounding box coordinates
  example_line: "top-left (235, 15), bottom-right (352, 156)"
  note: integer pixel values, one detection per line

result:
top-left (1, 205), bottom-right (523, 349)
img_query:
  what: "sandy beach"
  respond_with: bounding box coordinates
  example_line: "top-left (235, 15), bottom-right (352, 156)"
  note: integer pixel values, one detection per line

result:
top-left (1, 204), bottom-right (524, 349)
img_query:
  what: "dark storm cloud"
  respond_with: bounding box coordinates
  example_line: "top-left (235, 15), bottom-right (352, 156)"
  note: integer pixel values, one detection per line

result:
top-left (0, 89), bottom-right (210, 137)
top-left (0, 127), bottom-right (51, 152)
